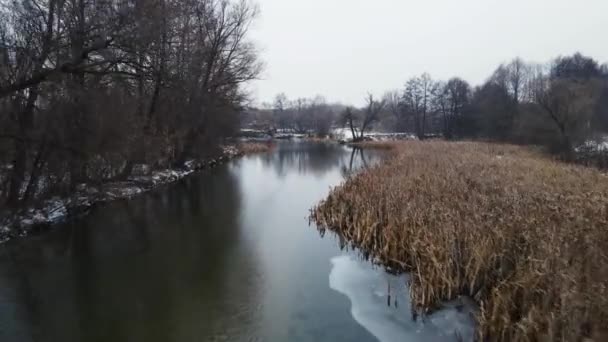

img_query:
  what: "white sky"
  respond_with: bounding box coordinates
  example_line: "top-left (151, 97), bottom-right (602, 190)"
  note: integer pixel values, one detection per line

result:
top-left (248, 0), bottom-right (608, 106)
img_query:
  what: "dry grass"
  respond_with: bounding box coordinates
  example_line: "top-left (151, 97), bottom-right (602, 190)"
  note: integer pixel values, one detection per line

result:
top-left (237, 142), bottom-right (274, 154)
top-left (311, 141), bottom-right (608, 341)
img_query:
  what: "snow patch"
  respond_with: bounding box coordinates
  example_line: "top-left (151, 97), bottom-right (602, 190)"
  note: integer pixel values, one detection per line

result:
top-left (332, 128), bottom-right (418, 142)
top-left (1, 144), bottom-right (244, 244)
top-left (106, 186), bottom-right (144, 199)
top-left (330, 255), bottom-right (475, 342)
top-left (45, 199), bottom-right (68, 223)
top-left (576, 136), bottom-right (608, 152)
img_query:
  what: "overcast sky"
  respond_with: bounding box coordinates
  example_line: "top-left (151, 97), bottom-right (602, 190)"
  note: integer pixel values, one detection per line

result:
top-left (248, 0), bottom-right (608, 106)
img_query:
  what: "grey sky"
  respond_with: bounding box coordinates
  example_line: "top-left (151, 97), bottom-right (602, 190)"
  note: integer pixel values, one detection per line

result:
top-left (249, 0), bottom-right (608, 106)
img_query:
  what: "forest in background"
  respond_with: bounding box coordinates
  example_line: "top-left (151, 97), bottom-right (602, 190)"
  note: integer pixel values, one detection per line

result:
top-left (0, 0), bottom-right (261, 211)
top-left (247, 53), bottom-right (608, 161)
top-left (2, 0), bottom-right (608, 216)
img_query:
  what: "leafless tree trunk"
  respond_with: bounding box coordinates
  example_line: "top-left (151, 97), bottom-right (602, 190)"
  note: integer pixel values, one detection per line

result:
top-left (0, 0), bottom-right (262, 210)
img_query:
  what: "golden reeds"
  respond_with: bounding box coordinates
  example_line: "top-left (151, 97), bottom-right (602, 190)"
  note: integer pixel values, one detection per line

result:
top-left (311, 141), bottom-right (608, 341)
top-left (237, 142), bottom-right (274, 154)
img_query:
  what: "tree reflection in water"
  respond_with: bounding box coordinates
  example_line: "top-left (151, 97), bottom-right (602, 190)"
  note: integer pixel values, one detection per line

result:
top-left (258, 141), bottom-right (381, 179)
top-left (0, 166), bottom-right (265, 342)
top-left (0, 142), bottom-right (388, 342)
top-left (341, 147), bottom-right (372, 178)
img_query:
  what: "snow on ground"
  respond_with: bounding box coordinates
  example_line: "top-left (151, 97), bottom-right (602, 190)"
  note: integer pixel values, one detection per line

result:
top-left (576, 136), bottom-right (608, 153)
top-left (105, 184), bottom-right (145, 199)
top-left (18, 198), bottom-right (67, 227)
top-left (42, 199), bottom-right (68, 223)
top-left (332, 128), bottom-right (355, 140)
top-left (0, 197), bottom-right (69, 242)
top-left (332, 128), bottom-right (418, 142)
top-left (239, 127), bottom-right (418, 142)
top-left (0, 225), bottom-right (10, 243)
top-left (0, 145), bottom-right (244, 244)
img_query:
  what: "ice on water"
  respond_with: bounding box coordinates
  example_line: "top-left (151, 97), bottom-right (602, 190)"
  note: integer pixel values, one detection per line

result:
top-left (329, 255), bottom-right (475, 342)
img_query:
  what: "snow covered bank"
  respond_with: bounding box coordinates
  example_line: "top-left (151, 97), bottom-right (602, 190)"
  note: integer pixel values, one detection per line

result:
top-left (240, 128), bottom-right (310, 140)
top-left (332, 128), bottom-right (418, 143)
top-left (0, 145), bottom-right (243, 244)
top-left (576, 136), bottom-right (608, 152)
top-left (329, 255), bottom-right (475, 342)
top-left (574, 136), bottom-right (608, 169)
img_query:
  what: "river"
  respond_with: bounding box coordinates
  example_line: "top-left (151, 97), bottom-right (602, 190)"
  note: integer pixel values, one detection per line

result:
top-left (0, 142), bottom-right (474, 342)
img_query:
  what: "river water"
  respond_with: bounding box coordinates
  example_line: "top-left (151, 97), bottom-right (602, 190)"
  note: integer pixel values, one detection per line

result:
top-left (0, 142), bottom-right (474, 342)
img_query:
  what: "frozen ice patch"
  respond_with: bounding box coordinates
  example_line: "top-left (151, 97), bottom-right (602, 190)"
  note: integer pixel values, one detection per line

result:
top-left (329, 255), bottom-right (475, 342)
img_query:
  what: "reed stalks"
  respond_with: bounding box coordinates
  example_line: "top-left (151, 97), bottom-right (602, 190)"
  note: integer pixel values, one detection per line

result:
top-left (311, 141), bottom-right (608, 341)
top-left (238, 142), bottom-right (274, 154)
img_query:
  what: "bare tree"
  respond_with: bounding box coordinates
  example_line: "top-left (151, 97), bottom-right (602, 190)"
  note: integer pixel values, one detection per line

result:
top-left (267, 94), bottom-right (338, 136)
top-left (442, 78), bottom-right (471, 138)
top-left (402, 73), bottom-right (437, 139)
top-left (292, 98), bottom-right (311, 134)
top-left (273, 93), bottom-right (289, 130)
top-left (383, 90), bottom-right (408, 132)
top-left (403, 77), bottom-right (424, 138)
top-left (533, 72), bottom-right (599, 155)
top-left (0, 0), bottom-right (262, 209)
top-left (343, 94), bottom-right (386, 142)
top-left (506, 57), bottom-right (530, 103)
top-left (433, 81), bottom-right (450, 137)
top-left (309, 96), bottom-right (335, 137)
top-left (419, 73), bottom-right (436, 137)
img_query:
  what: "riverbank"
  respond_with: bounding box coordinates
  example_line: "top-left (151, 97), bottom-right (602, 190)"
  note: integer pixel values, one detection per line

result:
top-left (239, 128), bottom-right (418, 143)
top-left (0, 142), bottom-right (273, 244)
top-left (311, 141), bottom-right (608, 341)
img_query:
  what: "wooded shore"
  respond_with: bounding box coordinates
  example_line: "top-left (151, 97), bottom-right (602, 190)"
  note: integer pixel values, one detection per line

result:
top-left (0, 142), bottom-right (272, 244)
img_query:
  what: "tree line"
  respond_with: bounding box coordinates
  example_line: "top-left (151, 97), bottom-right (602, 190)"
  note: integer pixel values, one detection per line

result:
top-left (0, 0), bottom-right (261, 209)
top-left (244, 95), bottom-right (342, 137)
top-left (388, 53), bottom-right (608, 155)
top-left (252, 53), bottom-right (608, 160)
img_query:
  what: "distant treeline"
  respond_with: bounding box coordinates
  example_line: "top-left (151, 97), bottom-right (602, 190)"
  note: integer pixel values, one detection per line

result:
top-left (0, 0), bottom-right (261, 209)
top-left (249, 53), bottom-right (608, 156)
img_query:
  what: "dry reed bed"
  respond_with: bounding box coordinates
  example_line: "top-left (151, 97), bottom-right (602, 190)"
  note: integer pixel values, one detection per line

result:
top-left (311, 141), bottom-right (608, 341)
top-left (237, 142), bottom-right (274, 154)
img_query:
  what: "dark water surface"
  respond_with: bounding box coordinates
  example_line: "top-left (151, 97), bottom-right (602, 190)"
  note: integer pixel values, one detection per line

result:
top-left (0, 142), bottom-right (473, 342)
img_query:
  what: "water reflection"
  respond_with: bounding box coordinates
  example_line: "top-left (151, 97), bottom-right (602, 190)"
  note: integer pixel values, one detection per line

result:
top-left (260, 142), bottom-right (380, 178)
top-left (341, 147), bottom-right (374, 177)
top-left (0, 142), bottom-right (472, 342)
top-left (0, 167), bottom-right (266, 342)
